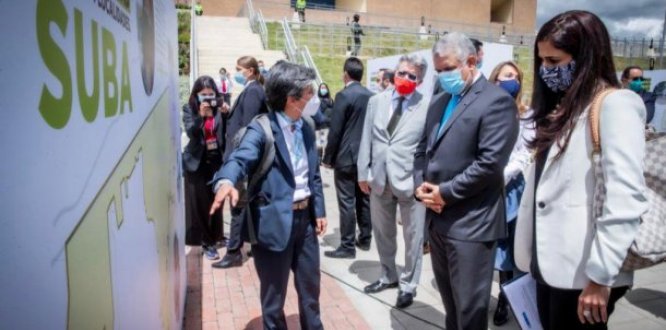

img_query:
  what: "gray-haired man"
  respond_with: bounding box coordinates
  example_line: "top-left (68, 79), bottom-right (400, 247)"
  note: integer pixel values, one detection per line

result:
top-left (414, 33), bottom-right (518, 329)
top-left (358, 54), bottom-right (430, 309)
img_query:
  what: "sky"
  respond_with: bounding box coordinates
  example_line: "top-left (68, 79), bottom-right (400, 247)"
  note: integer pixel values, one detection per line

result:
top-left (536, 0), bottom-right (665, 39)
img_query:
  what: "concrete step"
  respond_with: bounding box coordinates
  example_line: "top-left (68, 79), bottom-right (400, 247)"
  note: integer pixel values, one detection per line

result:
top-left (194, 15), bottom-right (285, 86)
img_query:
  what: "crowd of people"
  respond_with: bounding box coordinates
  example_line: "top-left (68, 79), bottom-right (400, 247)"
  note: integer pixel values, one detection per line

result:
top-left (182, 10), bottom-right (653, 330)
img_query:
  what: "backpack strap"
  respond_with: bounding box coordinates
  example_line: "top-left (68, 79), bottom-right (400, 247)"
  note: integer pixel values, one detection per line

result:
top-left (248, 114), bottom-right (275, 190)
top-left (588, 88), bottom-right (618, 153)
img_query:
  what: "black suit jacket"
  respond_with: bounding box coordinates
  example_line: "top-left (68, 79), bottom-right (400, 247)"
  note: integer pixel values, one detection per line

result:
top-left (414, 76), bottom-right (519, 242)
top-left (323, 81), bottom-right (373, 169)
top-left (638, 90), bottom-right (656, 124)
top-left (223, 81), bottom-right (268, 161)
top-left (182, 104), bottom-right (225, 173)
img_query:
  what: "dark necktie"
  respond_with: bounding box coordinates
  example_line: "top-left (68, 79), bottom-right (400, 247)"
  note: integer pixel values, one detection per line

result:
top-left (387, 96), bottom-right (405, 136)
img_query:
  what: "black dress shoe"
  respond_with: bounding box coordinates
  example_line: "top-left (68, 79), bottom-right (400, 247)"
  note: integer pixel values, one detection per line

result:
top-left (493, 295), bottom-right (510, 326)
top-left (212, 250), bottom-right (243, 269)
top-left (396, 291), bottom-right (415, 309)
top-left (364, 280), bottom-right (399, 293)
top-left (355, 240), bottom-right (371, 251)
top-left (324, 248), bottom-right (355, 259)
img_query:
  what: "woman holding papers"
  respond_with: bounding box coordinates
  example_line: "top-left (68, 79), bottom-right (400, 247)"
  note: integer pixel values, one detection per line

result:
top-left (514, 11), bottom-right (647, 330)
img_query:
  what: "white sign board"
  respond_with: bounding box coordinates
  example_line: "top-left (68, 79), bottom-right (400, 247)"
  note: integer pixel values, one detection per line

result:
top-left (0, 0), bottom-right (185, 328)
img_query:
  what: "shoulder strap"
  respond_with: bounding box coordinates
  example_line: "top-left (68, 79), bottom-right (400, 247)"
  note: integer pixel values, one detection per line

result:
top-left (302, 115), bottom-right (315, 132)
top-left (588, 88), bottom-right (618, 153)
top-left (247, 114), bottom-right (275, 190)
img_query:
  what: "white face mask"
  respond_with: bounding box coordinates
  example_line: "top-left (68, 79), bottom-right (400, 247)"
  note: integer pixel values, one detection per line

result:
top-left (301, 96), bottom-right (320, 117)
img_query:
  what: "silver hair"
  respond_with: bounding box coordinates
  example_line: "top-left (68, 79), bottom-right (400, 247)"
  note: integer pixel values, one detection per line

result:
top-left (432, 32), bottom-right (476, 63)
top-left (264, 60), bottom-right (316, 111)
top-left (395, 54), bottom-right (428, 81)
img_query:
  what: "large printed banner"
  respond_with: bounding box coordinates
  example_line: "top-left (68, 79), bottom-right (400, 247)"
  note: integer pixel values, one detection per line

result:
top-left (0, 1), bottom-right (185, 329)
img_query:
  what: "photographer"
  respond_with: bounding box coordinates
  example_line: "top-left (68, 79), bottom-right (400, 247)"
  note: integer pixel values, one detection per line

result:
top-left (183, 75), bottom-right (228, 260)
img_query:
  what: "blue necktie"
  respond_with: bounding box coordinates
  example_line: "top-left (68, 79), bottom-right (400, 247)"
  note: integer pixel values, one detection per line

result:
top-left (291, 120), bottom-right (304, 162)
top-left (437, 95), bottom-right (461, 136)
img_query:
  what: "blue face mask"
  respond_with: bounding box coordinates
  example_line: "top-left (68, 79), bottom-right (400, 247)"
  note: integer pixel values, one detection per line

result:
top-left (628, 79), bottom-right (644, 93)
top-left (438, 68), bottom-right (466, 95)
top-left (234, 72), bottom-right (247, 85)
top-left (320, 89), bottom-right (329, 96)
top-left (498, 79), bottom-right (521, 98)
top-left (539, 60), bottom-right (576, 93)
top-left (476, 60), bottom-right (483, 69)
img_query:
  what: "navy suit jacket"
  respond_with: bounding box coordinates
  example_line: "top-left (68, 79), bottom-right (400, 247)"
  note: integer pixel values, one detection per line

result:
top-left (182, 104), bottom-right (225, 173)
top-left (323, 81), bottom-right (373, 169)
top-left (223, 81), bottom-right (268, 161)
top-left (212, 111), bottom-right (326, 251)
top-left (414, 76), bottom-right (519, 242)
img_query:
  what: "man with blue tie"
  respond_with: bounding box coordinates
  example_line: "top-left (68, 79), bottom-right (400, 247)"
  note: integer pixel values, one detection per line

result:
top-left (414, 33), bottom-right (519, 330)
top-left (209, 61), bottom-right (327, 330)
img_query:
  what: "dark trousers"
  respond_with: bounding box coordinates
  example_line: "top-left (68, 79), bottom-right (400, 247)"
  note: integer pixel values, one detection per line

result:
top-left (334, 167), bottom-right (371, 251)
top-left (536, 282), bottom-right (628, 330)
top-left (226, 206), bottom-right (244, 252)
top-left (430, 229), bottom-right (497, 330)
top-left (252, 209), bottom-right (323, 330)
top-left (184, 157), bottom-right (224, 246)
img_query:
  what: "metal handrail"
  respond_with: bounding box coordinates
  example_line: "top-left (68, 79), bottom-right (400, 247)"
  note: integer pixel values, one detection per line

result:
top-left (258, 10), bottom-right (268, 49)
top-left (281, 17), bottom-right (299, 61)
top-left (300, 45), bottom-right (322, 86)
top-left (189, 0), bottom-right (198, 88)
top-left (246, 0), bottom-right (257, 33)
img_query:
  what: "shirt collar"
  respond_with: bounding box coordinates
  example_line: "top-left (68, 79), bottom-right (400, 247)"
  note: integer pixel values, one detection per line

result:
top-left (345, 80), bottom-right (357, 87)
top-left (392, 90), bottom-right (414, 102)
top-left (277, 111), bottom-right (301, 130)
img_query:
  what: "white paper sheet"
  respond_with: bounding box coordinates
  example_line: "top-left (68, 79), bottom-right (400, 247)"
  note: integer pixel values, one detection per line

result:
top-left (501, 273), bottom-right (543, 330)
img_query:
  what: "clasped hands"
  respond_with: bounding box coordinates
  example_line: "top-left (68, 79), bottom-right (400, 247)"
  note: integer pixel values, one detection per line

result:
top-left (209, 182), bottom-right (327, 236)
top-left (415, 182), bottom-right (446, 213)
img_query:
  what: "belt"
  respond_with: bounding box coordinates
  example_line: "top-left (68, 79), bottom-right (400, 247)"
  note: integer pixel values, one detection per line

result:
top-left (292, 199), bottom-right (309, 210)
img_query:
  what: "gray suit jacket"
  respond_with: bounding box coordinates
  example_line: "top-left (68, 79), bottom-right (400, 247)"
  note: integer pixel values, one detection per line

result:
top-left (358, 89), bottom-right (430, 200)
top-left (414, 76), bottom-right (519, 242)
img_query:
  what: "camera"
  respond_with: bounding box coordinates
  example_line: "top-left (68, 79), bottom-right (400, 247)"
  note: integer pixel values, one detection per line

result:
top-left (200, 95), bottom-right (224, 109)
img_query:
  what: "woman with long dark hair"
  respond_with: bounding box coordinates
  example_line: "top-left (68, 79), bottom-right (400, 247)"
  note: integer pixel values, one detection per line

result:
top-left (514, 11), bottom-right (648, 329)
top-left (183, 75), bottom-right (227, 260)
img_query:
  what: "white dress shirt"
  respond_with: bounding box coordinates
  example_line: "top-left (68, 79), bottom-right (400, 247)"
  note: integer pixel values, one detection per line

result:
top-left (277, 113), bottom-right (311, 202)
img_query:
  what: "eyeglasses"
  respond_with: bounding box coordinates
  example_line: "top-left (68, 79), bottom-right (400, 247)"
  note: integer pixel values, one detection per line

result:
top-left (632, 76), bottom-right (644, 81)
top-left (396, 71), bottom-right (418, 82)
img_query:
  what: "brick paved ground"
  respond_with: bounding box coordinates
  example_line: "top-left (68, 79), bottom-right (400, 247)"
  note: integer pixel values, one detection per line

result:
top-left (183, 246), bottom-right (371, 330)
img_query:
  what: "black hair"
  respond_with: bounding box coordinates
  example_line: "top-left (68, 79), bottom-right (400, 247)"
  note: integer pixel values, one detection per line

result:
top-left (344, 57), bottom-right (364, 82)
top-left (469, 38), bottom-right (483, 53)
top-left (621, 65), bottom-right (643, 81)
top-left (187, 75), bottom-right (220, 111)
top-left (264, 60), bottom-right (316, 112)
top-left (529, 10), bottom-right (619, 158)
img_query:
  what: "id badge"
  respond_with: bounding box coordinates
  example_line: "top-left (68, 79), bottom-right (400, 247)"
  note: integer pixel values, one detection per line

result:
top-left (206, 140), bottom-right (218, 150)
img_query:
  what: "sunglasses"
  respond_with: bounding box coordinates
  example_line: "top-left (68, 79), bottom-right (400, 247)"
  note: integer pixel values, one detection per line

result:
top-left (396, 70), bottom-right (418, 82)
top-left (632, 76), bottom-right (644, 81)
